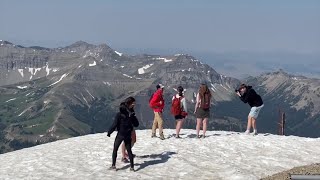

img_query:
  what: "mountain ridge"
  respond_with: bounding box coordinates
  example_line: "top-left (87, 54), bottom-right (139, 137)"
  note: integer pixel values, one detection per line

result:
top-left (0, 40), bottom-right (319, 154)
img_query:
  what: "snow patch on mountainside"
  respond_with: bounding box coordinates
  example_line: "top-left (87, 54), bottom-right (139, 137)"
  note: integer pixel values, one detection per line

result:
top-left (28, 68), bottom-right (41, 76)
top-left (45, 64), bottom-right (50, 76)
top-left (103, 81), bottom-right (111, 86)
top-left (48, 73), bottom-right (69, 87)
top-left (89, 61), bottom-right (97, 67)
top-left (18, 69), bottom-right (24, 77)
top-left (123, 74), bottom-right (133, 79)
top-left (0, 130), bottom-right (319, 180)
top-left (17, 86), bottom-right (27, 89)
top-left (115, 51), bottom-right (123, 56)
top-left (153, 57), bottom-right (173, 62)
top-left (5, 98), bottom-right (16, 103)
top-left (138, 64), bottom-right (153, 74)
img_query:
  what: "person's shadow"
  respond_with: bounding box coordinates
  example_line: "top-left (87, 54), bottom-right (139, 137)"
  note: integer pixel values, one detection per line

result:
top-left (118, 151), bottom-right (177, 171)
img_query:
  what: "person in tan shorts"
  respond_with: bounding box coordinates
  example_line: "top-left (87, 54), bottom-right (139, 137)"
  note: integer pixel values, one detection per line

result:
top-left (149, 84), bottom-right (165, 140)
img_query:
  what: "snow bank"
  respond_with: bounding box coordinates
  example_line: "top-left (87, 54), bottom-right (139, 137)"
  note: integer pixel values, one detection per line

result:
top-left (0, 130), bottom-right (319, 180)
top-left (138, 64), bottom-right (153, 74)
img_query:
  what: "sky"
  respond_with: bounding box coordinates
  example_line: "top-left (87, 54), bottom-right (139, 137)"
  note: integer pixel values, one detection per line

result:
top-left (1, 0), bottom-right (320, 54)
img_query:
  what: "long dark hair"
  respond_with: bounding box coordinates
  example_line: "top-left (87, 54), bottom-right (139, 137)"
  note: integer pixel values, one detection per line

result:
top-left (199, 84), bottom-right (211, 104)
top-left (177, 86), bottom-right (184, 96)
top-left (124, 97), bottom-right (135, 107)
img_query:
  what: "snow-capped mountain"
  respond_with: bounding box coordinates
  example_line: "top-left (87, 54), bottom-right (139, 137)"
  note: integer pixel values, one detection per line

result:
top-left (0, 40), bottom-right (319, 154)
top-left (0, 40), bottom-right (240, 153)
top-left (0, 130), bottom-right (319, 180)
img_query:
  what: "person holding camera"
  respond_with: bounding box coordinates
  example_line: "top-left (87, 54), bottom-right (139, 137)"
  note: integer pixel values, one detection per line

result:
top-left (236, 84), bottom-right (264, 135)
top-left (107, 97), bottom-right (139, 171)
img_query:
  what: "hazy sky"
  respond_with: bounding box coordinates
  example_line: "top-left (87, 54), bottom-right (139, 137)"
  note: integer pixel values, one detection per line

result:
top-left (1, 0), bottom-right (320, 54)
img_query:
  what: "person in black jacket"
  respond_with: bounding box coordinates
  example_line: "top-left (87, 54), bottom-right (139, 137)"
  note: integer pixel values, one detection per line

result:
top-left (236, 84), bottom-right (264, 135)
top-left (107, 97), bottom-right (139, 171)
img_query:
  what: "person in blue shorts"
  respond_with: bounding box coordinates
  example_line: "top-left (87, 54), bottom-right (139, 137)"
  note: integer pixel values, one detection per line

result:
top-left (236, 84), bottom-right (264, 135)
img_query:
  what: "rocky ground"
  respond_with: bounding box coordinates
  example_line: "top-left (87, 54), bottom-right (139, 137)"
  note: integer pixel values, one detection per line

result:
top-left (262, 163), bottom-right (320, 180)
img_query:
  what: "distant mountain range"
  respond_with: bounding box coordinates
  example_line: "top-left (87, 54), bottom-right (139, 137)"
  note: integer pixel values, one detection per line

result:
top-left (0, 40), bottom-right (319, 153)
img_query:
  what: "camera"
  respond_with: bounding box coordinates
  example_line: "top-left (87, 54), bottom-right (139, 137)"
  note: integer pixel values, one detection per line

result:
top-left (235, 89), bottom-right (240, 93)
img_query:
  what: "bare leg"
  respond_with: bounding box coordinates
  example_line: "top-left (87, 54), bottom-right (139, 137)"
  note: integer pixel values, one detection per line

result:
top-left (246, 115), bottom-right (252, 132)
top-left (121, 142), bottom-right (126, 159)
top-left (196, 118), bottom-right (202, 136)
top-left (252, 117), bottom-right (256, 130)
top-left (176, 120), bottom-right (180, 136)
top-left (203, 118), bottom-right (208, 137)
top-left (176, 119), bottom-right (184, 137)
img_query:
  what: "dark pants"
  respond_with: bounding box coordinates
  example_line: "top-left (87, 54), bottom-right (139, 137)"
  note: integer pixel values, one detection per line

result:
top-left (112, 134), bottom-right (134, 168)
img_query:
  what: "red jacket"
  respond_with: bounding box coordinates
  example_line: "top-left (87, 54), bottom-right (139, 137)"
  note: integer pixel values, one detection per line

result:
top-left (149, 89), bottom-right (165, 112)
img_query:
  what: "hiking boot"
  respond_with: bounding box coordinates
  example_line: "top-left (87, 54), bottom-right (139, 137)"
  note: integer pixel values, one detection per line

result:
top-left (197, 135), bottom-right (201, 138)
top-left (160, 134), bottom-right (165, 140)
top-left (252, 130), bottom-right (258, 136)
top-left (109, 166), bottom-right (117, 171)
top-left (130, 167), bottom-right (135, 172)
top-left (121, 157), bottom-right (129, 163)
top-left (151, 133), bottom-right (156, 138)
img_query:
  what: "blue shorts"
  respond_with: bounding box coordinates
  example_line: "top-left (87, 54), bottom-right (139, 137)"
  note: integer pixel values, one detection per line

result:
top-left (249, 104), bottom-right (264, 119)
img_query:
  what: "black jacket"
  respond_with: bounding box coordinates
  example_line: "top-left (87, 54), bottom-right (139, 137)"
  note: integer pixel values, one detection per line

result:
top-left (240, 86), bottom-right (263, 107)
top-left (108, 104), bottom-right (139, 137)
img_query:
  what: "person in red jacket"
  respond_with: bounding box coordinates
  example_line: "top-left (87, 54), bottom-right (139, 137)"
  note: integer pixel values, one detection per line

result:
top-left (149, 84), bottom-right (165, 140)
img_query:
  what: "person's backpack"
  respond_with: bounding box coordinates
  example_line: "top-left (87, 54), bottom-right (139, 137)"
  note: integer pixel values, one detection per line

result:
top-left (201, 93), bottom-right (211, 109)
top-left (171, 96), bottom-right (183, 116)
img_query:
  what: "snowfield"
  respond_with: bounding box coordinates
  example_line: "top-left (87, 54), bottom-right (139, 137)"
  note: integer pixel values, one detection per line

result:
top-left (0, 130), bottom-right (319, 180)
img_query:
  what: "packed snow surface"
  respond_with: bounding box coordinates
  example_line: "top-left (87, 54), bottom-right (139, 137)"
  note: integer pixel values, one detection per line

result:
top-left (0, 130), bottom-right (319, 180)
